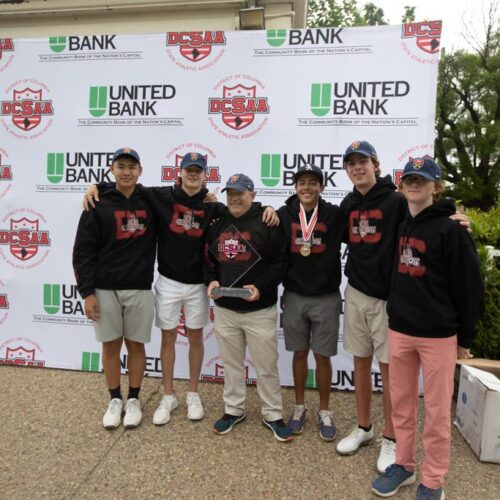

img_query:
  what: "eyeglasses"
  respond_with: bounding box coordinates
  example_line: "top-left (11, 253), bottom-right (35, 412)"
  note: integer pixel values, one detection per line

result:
top-left (401, 175), bottom-right (431, 186)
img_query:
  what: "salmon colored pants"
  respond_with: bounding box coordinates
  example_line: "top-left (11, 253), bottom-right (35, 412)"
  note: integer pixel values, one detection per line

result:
top-left (388, 328), bottom-right (457, 489)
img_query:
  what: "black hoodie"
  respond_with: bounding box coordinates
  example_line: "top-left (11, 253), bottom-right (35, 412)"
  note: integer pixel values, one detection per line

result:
top-left (136, 185), bottom-right (224, 284)
top-left (204, 203), bottom-right (288, 312)
top-left (387, 199), bottom-right (484, 348)
top-left (340, 175), bottom-right (407, 300)
top-left (278, 195), bottom-right (344, 295)
top-left (97, 182), bottom-right (225, 284)
top-left (73, 185), bottom-right (157, 298)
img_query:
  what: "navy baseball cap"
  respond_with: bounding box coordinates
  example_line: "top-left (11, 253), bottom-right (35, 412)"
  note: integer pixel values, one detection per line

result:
top-left (293, 164), bottom-right (324, 185)
top-left (180, 152), bottom-right (207, 171)
top-left (112, 147), bottom-right (140, 163)
top-left (402, 157), bottom-right (441, 181)
top-left (343, 140), bottom-right (377, 161)
top-left (222, 173), bottom-right (254, 192)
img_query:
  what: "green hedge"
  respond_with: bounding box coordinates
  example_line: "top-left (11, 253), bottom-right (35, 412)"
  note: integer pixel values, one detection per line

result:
top-left (465, 204), bottom-right (500, 360)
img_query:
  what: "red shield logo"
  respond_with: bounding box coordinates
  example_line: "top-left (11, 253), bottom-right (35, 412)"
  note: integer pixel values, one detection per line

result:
top-left (12, 88), bottom-right (41, 131)
top-left (221, 238), bottom-right (240, 259)
top-left (6, 346), bottom-right (35, 360)
top-left (10, 217), bottom-right (39, 261)
top-left (180, 45), bottom-right (212, 62)
top-left (222, 85), bottom-right (255, 130)
top-left (416, 35), bottom-right (440, 54)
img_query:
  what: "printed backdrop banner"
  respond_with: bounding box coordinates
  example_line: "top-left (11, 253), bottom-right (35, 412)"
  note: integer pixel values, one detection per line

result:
top-left (0, 22), bottom-right (441, 390)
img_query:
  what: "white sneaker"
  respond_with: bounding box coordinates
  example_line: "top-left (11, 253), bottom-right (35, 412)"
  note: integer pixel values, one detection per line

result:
top-left (377, 437), bottom-right (396, 473)
top-left (336, 426), bottom-right (374, 455)
top-left (186, 392), bottom-right (204, 421)
top-left (123, 398), bottom-right (142, 429)
top-left (102, 398), bottom-right (123, 429)
top-left (153, 394), bottom-right (178, 426)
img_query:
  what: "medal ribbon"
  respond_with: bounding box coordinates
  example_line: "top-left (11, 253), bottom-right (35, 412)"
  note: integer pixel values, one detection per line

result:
top-left (299, 203), bottom-right (318, 243)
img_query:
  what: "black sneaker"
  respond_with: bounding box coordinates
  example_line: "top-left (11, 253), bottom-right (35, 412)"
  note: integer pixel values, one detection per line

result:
top-left (213, 413), bottom-right (246, 435)
top-left (263, 418), bottom-right (294, 442)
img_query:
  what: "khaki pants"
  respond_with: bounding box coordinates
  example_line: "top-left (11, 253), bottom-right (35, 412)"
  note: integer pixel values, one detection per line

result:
top-left (214, 305), bottom-right (283, 421)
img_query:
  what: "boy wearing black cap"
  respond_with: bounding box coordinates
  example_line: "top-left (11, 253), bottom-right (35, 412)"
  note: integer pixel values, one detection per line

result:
top-left (73, 148), bottom-right (157, 430)
top-left (277, 164), bottom-right (344, 441)
top-left (372, 157), bottom-right (483, 499)
top-left (204, 174), bottom-right (292, 442)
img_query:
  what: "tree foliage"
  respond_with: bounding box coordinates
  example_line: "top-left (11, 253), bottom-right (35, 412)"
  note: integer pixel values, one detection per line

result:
top-left (401, 6), bottom-right (416, 23)
top-left (307, 1), bottom-right (499, 211)
top-left (307, 0), bottom-right (387, 27)
top-left (466, 204), bottom-right (500, 359)
top-left (435, 3), bottom-right (499, 210)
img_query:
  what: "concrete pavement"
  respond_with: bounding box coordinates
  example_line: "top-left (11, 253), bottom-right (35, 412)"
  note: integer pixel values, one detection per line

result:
top-left (1, 366), bottom-right (498, 499)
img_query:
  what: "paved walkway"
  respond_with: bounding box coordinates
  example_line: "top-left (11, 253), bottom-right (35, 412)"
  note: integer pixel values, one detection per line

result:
top-left (1, 366), bottom-right (498, 499)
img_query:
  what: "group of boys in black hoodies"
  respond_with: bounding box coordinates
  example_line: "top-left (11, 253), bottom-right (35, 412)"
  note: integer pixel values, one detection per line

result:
top-left (74, 143), bottom-right (483, 486)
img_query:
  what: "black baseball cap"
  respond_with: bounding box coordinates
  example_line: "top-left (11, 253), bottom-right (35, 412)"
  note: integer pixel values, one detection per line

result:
top-left (112, 147), bottom-right (140, 163)
top-left (293, 164), bottom-right (324, 185)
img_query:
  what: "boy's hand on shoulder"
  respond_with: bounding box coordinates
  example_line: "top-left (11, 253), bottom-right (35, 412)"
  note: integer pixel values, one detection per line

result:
top-left (449, 212), bottom-right (471, 233)
top-left (204, 188), bottom-right (219, 204)
top-left (262, 206), bottom-right (279, 226)
top-left (83, 185), bottom-right (100, 211)
top-left (84, 295), bottom-right (100, 321)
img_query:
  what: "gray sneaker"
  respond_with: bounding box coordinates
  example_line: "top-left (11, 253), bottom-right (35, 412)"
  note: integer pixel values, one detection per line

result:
top-left (416, 484), bottom-right (445, 500)
top-left (318, 410), bottom-right (336, 442)
top-left (287, 405), bottom-right (307, 434)
top-left (372, 464), bottom-right (416, 497)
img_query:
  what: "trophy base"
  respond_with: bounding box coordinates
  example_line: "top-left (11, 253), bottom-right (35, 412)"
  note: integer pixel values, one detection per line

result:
top-left (213, 287), bottom-right (252, 298)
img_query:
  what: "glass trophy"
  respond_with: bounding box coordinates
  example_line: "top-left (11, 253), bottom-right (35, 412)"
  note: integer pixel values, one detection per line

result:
top-left (209, 224), bottom-right (262, 298)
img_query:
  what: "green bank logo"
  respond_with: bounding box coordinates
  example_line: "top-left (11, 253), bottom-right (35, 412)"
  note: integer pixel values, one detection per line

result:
top-left (81, 352), bottom-right (100, 372)
top-left (310, 83), bottom-right (332, 117)
top-left (267, 30), bottom-right (286, 47)
top-left (43, 284), bottom-right (60, 314)
top-left (305, 368), bottom-right (317, 388)
top-left (49, 36), bottom-right (66, 53)
top-left (44, 152), bottom-right (113, 187)
top-left (89, 86), bottom-right (108, 117)
top-left (47, 153), bottom-right (64, 184)
top-left (261, 154), bottom-right (281, 187)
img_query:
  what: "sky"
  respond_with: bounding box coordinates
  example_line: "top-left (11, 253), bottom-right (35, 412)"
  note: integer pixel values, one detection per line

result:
top-left (359, 0), bottom-right (497, 51)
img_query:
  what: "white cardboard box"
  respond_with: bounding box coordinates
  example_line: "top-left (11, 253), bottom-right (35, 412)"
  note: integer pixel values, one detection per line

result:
top-left (454, 365), bottom-right (500, 463)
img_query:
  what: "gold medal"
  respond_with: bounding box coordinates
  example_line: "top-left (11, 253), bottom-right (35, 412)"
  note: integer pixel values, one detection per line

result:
top-left (298, 203), bottom-right (317, 258)
top-left (300, 244), bottom-right (311, 257)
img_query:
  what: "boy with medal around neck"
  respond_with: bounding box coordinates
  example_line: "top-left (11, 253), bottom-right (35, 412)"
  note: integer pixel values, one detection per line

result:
top-left (277, 164), bottom-right (344, 441)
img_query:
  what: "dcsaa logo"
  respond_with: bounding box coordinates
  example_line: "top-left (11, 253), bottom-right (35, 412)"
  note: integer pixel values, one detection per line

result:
top-left (166, 31), bottom-right (226, 64)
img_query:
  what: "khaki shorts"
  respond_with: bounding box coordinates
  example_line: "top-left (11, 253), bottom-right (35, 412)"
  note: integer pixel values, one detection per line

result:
top-left (154, 275), bottom-right (209, 330)
top-left (93, 289), bottom-right (154, 343)
top-left (282, 290), bottom-right (341, 357)
top-left (343, 283), bottom-right (388, 363)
